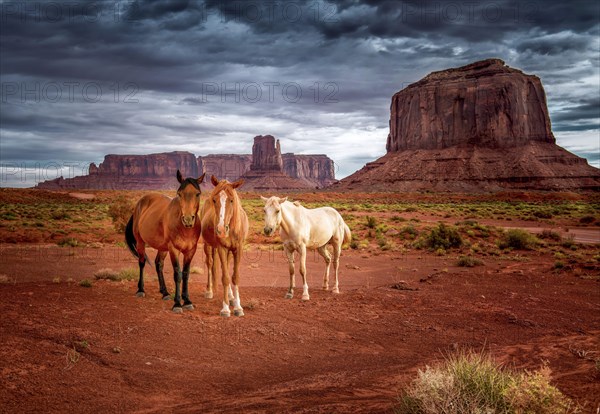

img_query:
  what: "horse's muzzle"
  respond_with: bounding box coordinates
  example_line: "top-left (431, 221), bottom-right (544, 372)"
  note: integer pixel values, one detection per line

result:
top-left (181, 215), bottom-right (196, 228)
top-left (217, 224), bottom-right (230, 238)
top-left (263, 227), bottom-right (273, 236)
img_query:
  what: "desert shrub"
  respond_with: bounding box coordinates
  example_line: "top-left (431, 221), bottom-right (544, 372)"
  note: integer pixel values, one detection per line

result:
top-left (108, 195), bottom-right (135, 233)
top-left (456, 256), bottom-right (483, 267)
top-left (538, 229), bottom-right (562, 242)
top-left (79, 279), bottom-right (93, 288)
top-left (57, 237), bottom-right (79, 247)
top-left (579, 215), bottom-right (596, 224)
top-left (366, 215), bottom-right (377, 229)
top-left (533, 210), bottom-right (553, 219)
top-left (560, 235), bottom-right (577, 250)
top-left (51, 210), bottom-right (71, 220)
top-left (399, 224), bottom-right (419, 240)
top-left (349, 239), bottom-right (359, 250)
top-left (94, 267), bottom-right (137, 281)
top-left (423, 223), bottom-right (462, 250)
top-left (498, 229), bottom-right (538, 250)
top-left (395, 352), bottom-right (576, 414)
top-left (553, 261), bottom-right (565, 270)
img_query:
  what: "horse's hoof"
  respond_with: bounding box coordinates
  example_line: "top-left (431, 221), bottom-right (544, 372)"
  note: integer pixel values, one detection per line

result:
top-left (204, 291), bottom-right (213, 299)
top-left (172, 307), bottom-right (183, 314)
top-left (285, 292), bottom-right (293, 299)
top-left (162, 295), bottom-right (170, 301)
top-left (183, 304), bottom-right (194, 311)
top-left (332, 288), bottom-right (340, 294)
top-left (323, 286), bottom-right (329, 291)
top-left (136, 292), bottom-right (145, 298)
top-left (220, 310), bottom-right (231, 318)
top-left (234, 309), bottom-right (244, 317)
top-left (301, 295), bottom-right (310, 301)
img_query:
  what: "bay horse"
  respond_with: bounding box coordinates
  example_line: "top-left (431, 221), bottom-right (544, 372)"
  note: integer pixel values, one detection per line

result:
top-left (125, 170), bottom-right (206, 313)
top-left (201, 175), bottom-right (249, 317)
top-left (261, 196), bottom-right (351, 300)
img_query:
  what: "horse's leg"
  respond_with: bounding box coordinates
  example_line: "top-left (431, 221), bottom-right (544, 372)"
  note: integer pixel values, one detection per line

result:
top-left (317, 245), bottom-right (331, 291)
top-left (169, 248), bottom-right (183, 313)
top-left (232, 247), bottom-right (244, 317)
top-left (204, 243), bottom-right (213, 299)
top-left (284, 245), bottom-right (295, 299)
top-left (136, 241), bottom-right (146, 297)
top-left (155, 251), bottom-right (170, 300)
top-left (332, 242), bottom-right (341, 294)
top-left (217, 247), bottom-right (231, 317)
top-left (182, 249), bottom-right (196, 311)
top-left (227, 250), bottom-right (235, 306)
top-left (299, 244), bottom-right (309, 301)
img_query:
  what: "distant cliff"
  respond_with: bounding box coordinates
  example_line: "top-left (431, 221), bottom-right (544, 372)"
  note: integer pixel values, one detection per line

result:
top-left (36, 137), bottom-right (336, 190)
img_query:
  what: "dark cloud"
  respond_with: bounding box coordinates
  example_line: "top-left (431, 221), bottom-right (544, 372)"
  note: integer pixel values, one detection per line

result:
top-left (0, 0), bottom-right (599, 187)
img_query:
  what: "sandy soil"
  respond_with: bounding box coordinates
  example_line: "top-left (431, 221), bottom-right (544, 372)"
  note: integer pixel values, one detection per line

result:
top-left (1, 244), bottom-right (599, 413)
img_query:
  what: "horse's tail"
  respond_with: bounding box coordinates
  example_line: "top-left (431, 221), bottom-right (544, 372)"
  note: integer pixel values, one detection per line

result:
top-left (342, 221), bottom-right (352, 245)
top-left (125, 215), bottom-right (138, 258)
top-left (125, 215), bottom-right (150, 263)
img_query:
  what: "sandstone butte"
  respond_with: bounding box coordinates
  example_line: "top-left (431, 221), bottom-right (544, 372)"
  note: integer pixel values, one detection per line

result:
top-left (334, 58), bottom-right (600, 192)
top-left (36, 136), bottom-right (336, 191)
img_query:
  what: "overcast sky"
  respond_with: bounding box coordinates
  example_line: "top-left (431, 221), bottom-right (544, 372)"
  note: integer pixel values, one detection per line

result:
top-left (1, 0), bottom-right (599, 187)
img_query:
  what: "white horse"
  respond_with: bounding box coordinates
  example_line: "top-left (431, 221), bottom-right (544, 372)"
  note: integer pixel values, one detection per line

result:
top-left (261, 196), bottom-right (351, 300)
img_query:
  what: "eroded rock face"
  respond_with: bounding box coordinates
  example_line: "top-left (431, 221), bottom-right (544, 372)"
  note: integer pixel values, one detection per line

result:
top-left (199, 155), bottom-right (252, 183)
top-left (282, 154), bottom-right (336, 188)
top-left (335, 59), bottom-right (600, 191)
top-left (386, 59), bottom-right (555, 152)
top-left (250, 135), bottom-right (284, 171)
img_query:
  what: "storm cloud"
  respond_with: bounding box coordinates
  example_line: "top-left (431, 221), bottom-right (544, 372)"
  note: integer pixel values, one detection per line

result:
top-left (1, 0), bottom-right (598, 187)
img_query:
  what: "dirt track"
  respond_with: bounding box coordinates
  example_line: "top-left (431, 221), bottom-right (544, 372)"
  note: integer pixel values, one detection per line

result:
top-left (1, 244), bottom-right (599, 413)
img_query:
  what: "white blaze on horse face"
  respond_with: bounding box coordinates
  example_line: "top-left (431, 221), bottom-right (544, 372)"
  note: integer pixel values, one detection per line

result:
top-left (264, 201), bottom-right (281, 234)
top-left (217, 190), bottom-right (227, 233)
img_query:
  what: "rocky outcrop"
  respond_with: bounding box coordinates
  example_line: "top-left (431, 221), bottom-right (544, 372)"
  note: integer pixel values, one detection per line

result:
top-left (386, 59), bottom-right (555, 152)
top-left (37, 151), bottom-right (199, 190)
top-left (199, 154), bottom-right (252, 183)
top-left (240, 136), bottom-right (319, 191)
top-left (36, 138), bottom-right (336, 191)
top-left (250, 135), bottom-right (284, 171)
top-left (282, 154), bottom-right (336, 188)
top-left (335, 59), bottom-right (600, 192)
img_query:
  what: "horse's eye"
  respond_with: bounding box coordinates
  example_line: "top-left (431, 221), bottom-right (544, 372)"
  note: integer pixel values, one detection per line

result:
top-left (276, 210), bottom-right (280, 214)
top-left (196, 193), bottom-right (200, 198)
top-left (230, 199), bottom-right (233, 203)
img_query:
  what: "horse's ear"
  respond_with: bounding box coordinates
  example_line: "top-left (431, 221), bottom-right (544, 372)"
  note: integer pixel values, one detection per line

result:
top-left (197, 173), bottom-right (206, 184)
top-left (211, 175), bottom-right (219, 186)
top-left (260, 196), bottom-right (269, 202)
top-left (231, 179), bottom-right (244, 189)
top-left (279, 197), bottom-right (288, 203)
top-left (176, 170), bottom-right (183, 183)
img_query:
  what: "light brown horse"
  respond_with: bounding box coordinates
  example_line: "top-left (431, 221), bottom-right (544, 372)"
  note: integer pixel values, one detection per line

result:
top-left (201, 175), bottom-right (249, 317)
top-left (125, 170), bottom-right (206, 313)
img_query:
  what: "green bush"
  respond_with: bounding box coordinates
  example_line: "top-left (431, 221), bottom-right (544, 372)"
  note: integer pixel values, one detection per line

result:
top-left (395, 352), bottom-right (577, 414)
top-left (579, 215), bottom-right (595, 224)
top-left (366, 215), bottom-right (377, 229)
top-left (498, 229), bottom-right (538, 250)
top-left (538, 229), bottom-right (562, 242)
top-left (424, 223), bottom-right (462, 250)
top-left (57, 237), bottom-right (79, 247)
top-left (456, 256), bottom-right (483, 267)
top-left (400, 224), bottom-right (419, 240)
top-left (79, 279), bottom-right (93, 288)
